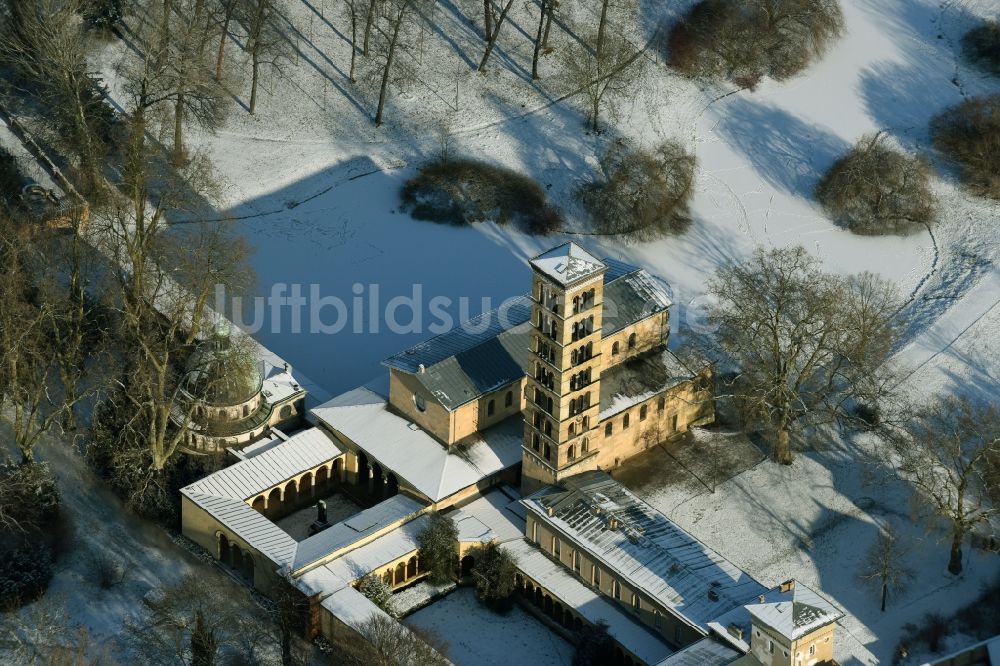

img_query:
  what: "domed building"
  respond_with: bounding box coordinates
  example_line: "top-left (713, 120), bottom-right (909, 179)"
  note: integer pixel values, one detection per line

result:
top-left (176, 332), bottom-right (307, 455)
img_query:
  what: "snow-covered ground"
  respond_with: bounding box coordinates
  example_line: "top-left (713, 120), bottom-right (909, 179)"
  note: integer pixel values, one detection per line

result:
top-left (404, 587), bottom-right (574, 666)
top-left (81, 0), bottom-right (1000, 662)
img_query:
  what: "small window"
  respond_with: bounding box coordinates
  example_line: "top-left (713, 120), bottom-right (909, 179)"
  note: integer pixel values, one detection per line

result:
top-left (487, 399), bottom-right (495, 416)
top-left (809, 645), bottom-right (816, 656)
top-left (531, 521), bottom-right (538, 543)
top-left (623, 413), bottom-right (630, 429)
top-left (573, 550), bottom-right (581, 572)
top-left (592, 565), bottom-right (601, 587)
top-left (654, 610), bottom-right (662, 628)
top-left (768, 640), bottom-right (774, 654)
top-left (568, 444), bottom-right (576, 460)
top-left (581, 437), bottom-right (589, 453)
top-left (631, 593), bottom-right (639, 612)
top-left (612, 341), bottom-right (620, 355)
top-left (613, 580), bottom-right (621, 600)
top-left (414, 394), bottom-right (427, 412)
top-left (628, 333), bottom-right (636, 349)
top-left (505, 391), bottom-right (513, 407)
top-left (544, 442), bottom-right (551, 460)
top-left (640, 405), bottom-right (648, 421)
top-left (553, 537), bottom-right (561, 558)
top-left (605, 423), bottom-right (613, 437)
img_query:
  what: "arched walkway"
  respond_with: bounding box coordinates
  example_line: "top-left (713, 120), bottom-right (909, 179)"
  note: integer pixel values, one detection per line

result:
top-left (300, 472), bottom-right (313, 499)
top-left (372, 463), bottom-right (384, 498)
top-left (251, 496), bottom-right (265, 514)
top-left (357, 452), bottom-right (370, 489)
top-left (395, 562), bottom-right (406, 585)
top-left (461, 554), bottom-right (475, 577)
top-left (386, 473), bottom-right (399, 498)
top-left (284, 479), bottom-right (298, 509)
top-left (316, 464), bottom-right (329, 491)
top-left (242, 554), bottom-right (254, 581)
top-left (407, 556), bottom-right (418, 578)
top-left (267, 488), bottom-right (281, 519)
top-left (218, 533), bottom-right (230, 562)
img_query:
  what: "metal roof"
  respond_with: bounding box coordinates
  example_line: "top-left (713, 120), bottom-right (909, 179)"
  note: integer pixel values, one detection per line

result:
top-left (654, 638), bottom-right (743, 666)
top-left (184, 490), bottom-right (298, 567)
top-left (182, 427), bottom-right (344, 501)
top-left (292, 494), bottom-right (426, 572)
top-left (446, 486), bottom-right (526, 545)
top-left (311, 387), bottom-right (523, 502)
top-left (599, 349), bottom-right (697, 420)
top-left (382, 258), bottom-right (672, 412)
top-left (530, 242), bottom-right (607, 286)
top-left (505, 538), bottom-right (675, 665)
top-left (522, 472), bottom-right (767, 632)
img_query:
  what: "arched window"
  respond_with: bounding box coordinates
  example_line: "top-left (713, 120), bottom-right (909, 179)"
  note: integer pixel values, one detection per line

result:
top-left (505, 391), bottom-right (513, 407)
top-left (581, 437), bottom-right (589, 453)
top-left (623, 413), bottom-right (630, 429)
top-left (640, 405), bottom-right (648, 421)
top-left (532, 433), bottom-right (540, 451)
top-left (568, 422), bottom-right (576, 436)
top-left (586, 341), bottom-right (593, 358)
top-left (658, 396), bottom-right (666, 412)
top-left (632, 593), bottom-right (640, 612)
top-left (571, 349), bottom-right (578, 365)
top-left (613, 580), bottom-right (621, 600)
top-left (568, 445), bottom-right (576, 460)
top-left (544, 442), bottom-right (551, 460)
top-left (612, 341), bottom-right (620, 355)
top-left (628, 333), bottom-right (637, 349)
top-left (414, 394), bottom-right (426, 412)
top-left (544, 420), bottom-right (553, 436)
top-left (605, 423), bottom-right (613, 437)
top-left (592, 565), bottom-right (601, 587)
top-left (487, 399), bottom-right (495, 416)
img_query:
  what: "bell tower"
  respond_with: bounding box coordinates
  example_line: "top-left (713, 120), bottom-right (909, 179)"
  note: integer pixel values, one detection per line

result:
top-left (521, 243), bottom-right (607, 494)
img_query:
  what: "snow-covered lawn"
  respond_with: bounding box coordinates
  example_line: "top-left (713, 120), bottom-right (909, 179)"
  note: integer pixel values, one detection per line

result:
top-left (404, 587), bottom-right (573, 666)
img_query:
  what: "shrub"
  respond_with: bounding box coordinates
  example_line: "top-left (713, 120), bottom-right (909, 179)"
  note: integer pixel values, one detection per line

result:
top-left (89, 551), bottom-right (127, 590)
top-left (962, 20), bottom-right (1000, 76)
top-left (416, 512), bottom-right (457, 585)
top-left (471, 542), bottom-right (517, 610)
top-left (358, 574), bottom-right (395, 615)
top-left (0, 459), bottom-right (61, 535)
top-left (0, 543), bottom-right (54, 610)
top-left (572, 620), bottom-right (617, 666)
top-left (931, 94), bottom-right (1000, 199)
top-left (399, 158), bottom-right (562, 235)
top-left (0, 147), bottom-right (26, 203)
top-left (82, 0), bottom-right (124, 33)
top-left (815, 134), bottom-right (935, 235)
top-left (667, 0), bottom-right (844, 88)
top-left (580, 139), bottom-right (695, 240)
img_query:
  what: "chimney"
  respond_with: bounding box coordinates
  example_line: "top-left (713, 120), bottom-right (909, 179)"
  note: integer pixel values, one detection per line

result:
top-left (779, 580), bottom-right (795, 593)
top-left (607, 517), bottom-right (619, 530)
top-left (727, 624), bottom-right (744, 641)
top-left (758, 595), bottom-right (766, 604)
top-left (546, 505), bottom-right (555, 517)
top-left (418, 363), bottom-right (426, 373)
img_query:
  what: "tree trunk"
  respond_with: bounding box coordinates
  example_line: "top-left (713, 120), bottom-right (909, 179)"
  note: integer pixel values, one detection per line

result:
top-left (362, 0), bottom-right (378, 56)
top-left (880, 582), bottom-right (887, 612)
top-left (349, 4), bottom-right (357, 82)
top-left (478, 0), bottom-right (514, 71)
top-left (215, 5), bottom-right (233, 81)
top-left (596, 0), bottom-right (610, 60)
top-left (531, 0), bottom-right (548, 80)
top-left (483, 0), bottom-right (492, 38)
top-left (948, 527), bottom-right (964, 575)
top-left (774, 428), bottom-right (793, 464)
top-left (374, 7), bottom-right (405, 127)
top-left (249, 47), bottom-right (260, 113)
top-left (541, 0), bottom-right (554, 48)
top-left (590, 95), bottom-right (599, 133)
top-left (173, 92), bottom-right (185, 165)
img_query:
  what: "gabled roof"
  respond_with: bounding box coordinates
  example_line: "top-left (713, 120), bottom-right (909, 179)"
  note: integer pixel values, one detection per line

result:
top-left (182, 427), bottom-right (344, 501)
top-left (530, 242), bottom-right (607, 286)
top-left (522, 471), bottom-right (767, 631)
top-left (183, 490), bottom-right (298, 567)
top-left (654, 637), bottom-right (743, 666)
top-left (311, 387), bottom-right (523, 503)
top-left (743, 581), bottom-right (843, 641)
top-left (382, 258), bottom-right (672, 412)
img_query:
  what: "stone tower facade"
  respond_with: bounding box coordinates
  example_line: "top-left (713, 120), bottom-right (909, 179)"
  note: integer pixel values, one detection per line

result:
top-left (521, 243), bottom-right (608, 492)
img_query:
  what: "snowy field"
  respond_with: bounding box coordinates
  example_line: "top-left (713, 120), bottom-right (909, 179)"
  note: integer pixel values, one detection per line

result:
top-left (82, 0), bottom-right (1000, 662)
top-left (404, 587), bottom-right (574, 666)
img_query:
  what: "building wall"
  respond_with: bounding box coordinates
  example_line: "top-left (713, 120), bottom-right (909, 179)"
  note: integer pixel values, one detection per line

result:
top-left (750, 620), bottom-right (836, 666)
top-left (600, 311), bottom-right (669, 371)
top-left (524, 511), bottom-right (704, 650)
top-left (388, 369), bottom-right (453, 444)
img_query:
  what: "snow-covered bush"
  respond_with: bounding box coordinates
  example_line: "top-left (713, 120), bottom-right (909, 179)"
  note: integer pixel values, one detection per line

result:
top-left (0, 543), bottom-right (54, 610)
top-left (816, 134), bottom-right (935, 235)
top-left (399, 158), bottom-right (562, 235)
top-left (416, 512), bottom-right (458, 585)
top-left (931, 94), bottom-right (1000, 200)
top-left (471, 541), bottom-right (517, 610)
top-left (358, 574), bottom-right (395, 614)
top-left (580, 139), bottom-right (695, 240)
top-left (667, 0), bottom-right (844, 88)
top-left (962, 20), bottom-right (1000, 76)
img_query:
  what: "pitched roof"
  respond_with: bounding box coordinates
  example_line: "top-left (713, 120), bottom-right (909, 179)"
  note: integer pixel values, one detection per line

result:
top-left (311, 387), bottom-right (523, 502)
top-left (182, 427), bottom-right (344, 501)
top-left (183, 490), bottom-right (298, 567)
top-left (522, 471), bottom-right (767, 631)
top-left (599, 349), bottom-right (698, 421)
top-left (654, 637), bottom-right (743, 666)
top-left (743, 581), bottom-right (843, 641)
top-left (382, 258), bottom-right (672, 412)
top-left (529, 242), bottom-right (607, 286)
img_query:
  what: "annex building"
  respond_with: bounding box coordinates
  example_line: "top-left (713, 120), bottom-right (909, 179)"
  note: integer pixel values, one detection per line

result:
top-left (179, 243), bottom-right (845, 665)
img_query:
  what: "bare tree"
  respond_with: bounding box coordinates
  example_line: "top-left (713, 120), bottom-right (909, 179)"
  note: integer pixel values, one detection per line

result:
top-left (560, 30), bottom-right (645, 132)
top-left (243, 0), bottom-right (289, 114)
top-left (343, 0), bottom-right (360, 82)
top-left (530, 0), bottom-right (549, 79)
top-left (859, 522), bottom-right (913, 612)
top-left (816, 133), bottom-right (936, 235)
top-left (370, 0), bottom-right (432, 127)
top-left (708, 246), bottom-right (902, 464)
top-left (477, 0), bottom-right (515, 71)
top-left (931, 94), bottom-right (1000, 200)
top-left (340, 613), bottom-right (449, 666)
top-left (0, 0), bottom-right (112, 195)
top-left (362, 0), bottom-right (380, 56)
top-left (889, 395), bottom-right (1000, 575)
top-left (214, 0), bottom-right (241, 81)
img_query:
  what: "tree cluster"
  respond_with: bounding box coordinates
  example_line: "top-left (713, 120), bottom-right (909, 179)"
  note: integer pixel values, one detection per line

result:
top-left (580, 139), bottom-right (696, 240)
top-left (399, 157), bottom-right (562, 235)
top-left (416, 512), bottom-right (458, 585)
top-left (338, 613), bottom-right (450, 666)
top-left (962, 19), bottom-right (1000, 76)
top-left (471, 541), bottom-right (517, 610)
top-left (667, 0), bottom-right (845, 88)
top-left (358, 573), bottom-right (395, 615)
top-left (816, 133), bottom-right (935, 235)
top-left (931, 93), bottom-right (1000, 200)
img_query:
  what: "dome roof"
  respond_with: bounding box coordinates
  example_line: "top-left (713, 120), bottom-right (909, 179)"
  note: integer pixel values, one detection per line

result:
top-left (184, 333), bottom-right (262, 406)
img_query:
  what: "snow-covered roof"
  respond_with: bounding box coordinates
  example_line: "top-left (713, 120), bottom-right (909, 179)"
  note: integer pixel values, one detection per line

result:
top-left (183, 490), bottom-right (298, 567)
top-left (653, 637), bottom-right (743, 666)
top-left (598, 349), bottom-right (698, 421)
top-left (522, 471), bottom-right (767, 632)
top-left (381, 257), bottom-right (671, 412)
top-left (311, 387), bottom-right (522, 502)
top-left (505, 538), bottom-right (675, 665)
top-left (447, 486), bottom-right (526, 545)
top-left (922, 633), bottom-right (1000, 666)
top-left (742, 580), bottom-right (843, 641)
top-left (292, 494), bottom-right (425, 572)
top-left (530, 242), bottom-right (607, 286)
top-left (320, 585), bottom-right (390, 631)
top-left (182, 427), bottom-right (344, 501)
